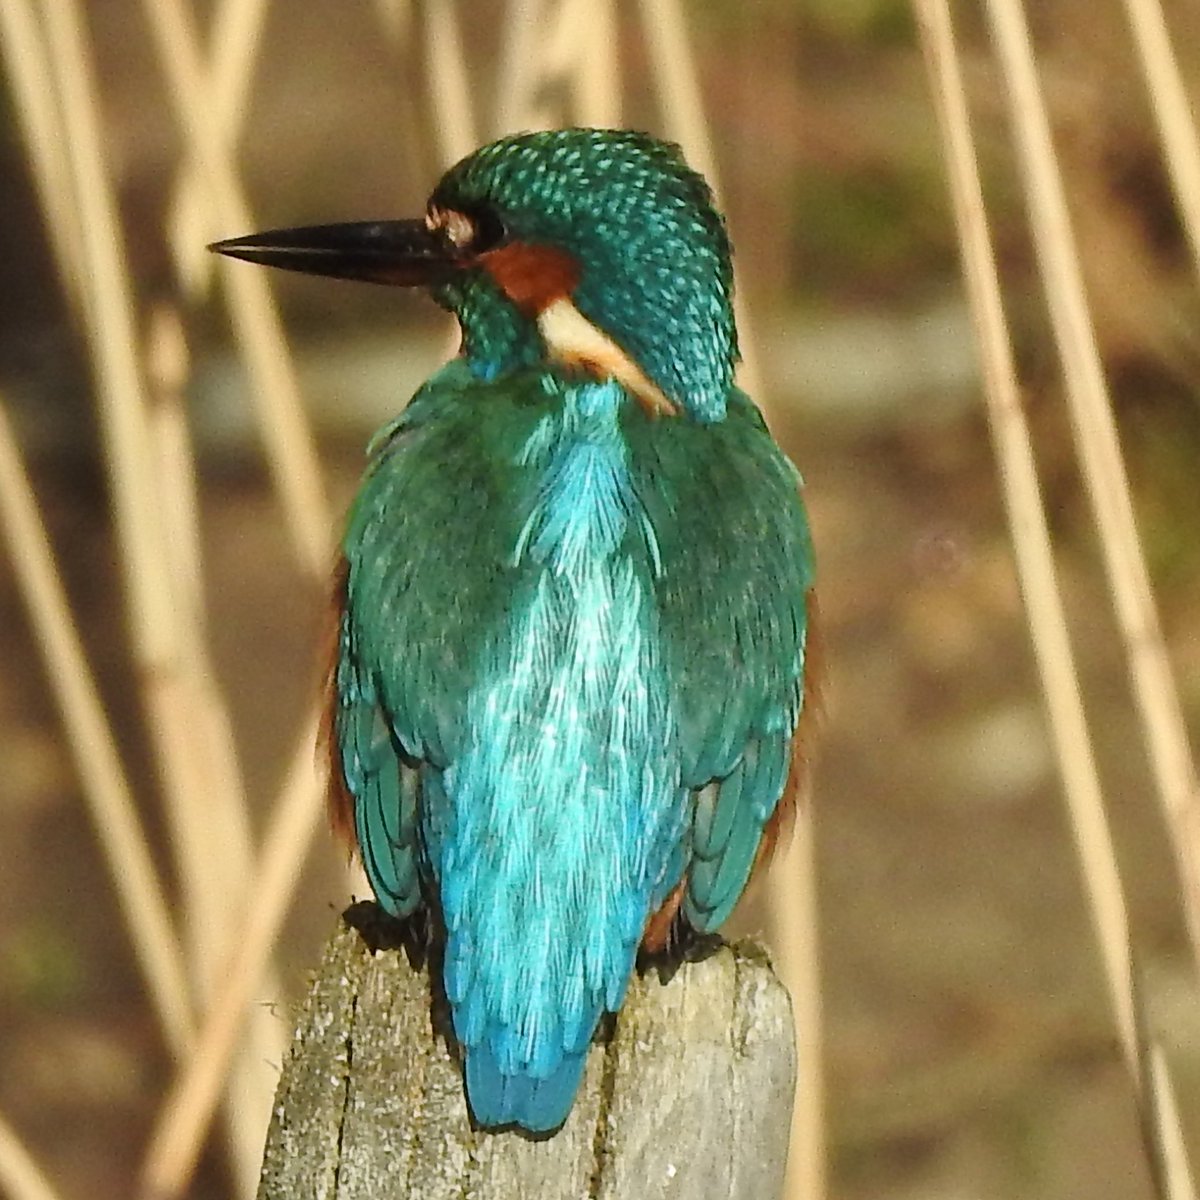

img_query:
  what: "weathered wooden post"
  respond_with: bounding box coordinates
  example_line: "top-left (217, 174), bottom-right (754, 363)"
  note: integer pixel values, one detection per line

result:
top-left (257, 915), bottom-right (797, 1199)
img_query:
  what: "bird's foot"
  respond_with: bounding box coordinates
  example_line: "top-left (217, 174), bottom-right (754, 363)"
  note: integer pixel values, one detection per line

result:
top-left (343, 900), bottom-right (431, 970)
top-left (637, 920), bottom-right (724, 984)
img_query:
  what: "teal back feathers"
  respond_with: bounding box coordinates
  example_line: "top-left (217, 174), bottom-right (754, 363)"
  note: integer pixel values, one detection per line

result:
top-left (325, 130), bottom-right (816, 1132)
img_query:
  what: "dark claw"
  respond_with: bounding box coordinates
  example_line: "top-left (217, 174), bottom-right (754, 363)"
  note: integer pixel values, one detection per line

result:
top-left (343, 899), bottom-right (431, 970)
top-left (636, 919), bottom-right (725, 984)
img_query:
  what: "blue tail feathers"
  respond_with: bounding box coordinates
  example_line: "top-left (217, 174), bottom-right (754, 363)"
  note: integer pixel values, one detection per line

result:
top-left (465, 1039), bottom-right (589, 1133)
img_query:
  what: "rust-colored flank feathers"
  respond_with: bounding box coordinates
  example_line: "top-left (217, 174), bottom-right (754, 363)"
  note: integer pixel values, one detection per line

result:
top-left (321, 557), bottom-right (357, 851)
top-left (641, 879), bottom-right (687, 954)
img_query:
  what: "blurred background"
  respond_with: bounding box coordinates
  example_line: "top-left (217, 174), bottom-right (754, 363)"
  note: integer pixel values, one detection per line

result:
top-left (2, 1), bottom-right (1200, 1198)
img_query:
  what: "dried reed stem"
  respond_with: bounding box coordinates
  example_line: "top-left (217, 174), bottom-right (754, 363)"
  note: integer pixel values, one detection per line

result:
top-left (38, 0), bottom-right (177, 667)
top-left (145, 309), bottom-right (204, 634)
top-left (0, 0), bottom-right (83, 311)
top-left (32, 3), bottom-right (288, 1186)
top-left (423, 0), bottom-right (479, 361)
top-left (494, 0), bottom-right (548, 135)
top-left (373, 0), bottom-right (412, 42)
top-left (0, 1114), bottom-right (64, 1200)
top-left (1118, 0), bottom-right (1200, 282)
top-left (141, 309), bottom-right (242, 989)
top-left (423, 0), bottom-right (479, 166)
top-left (139, 710), bottom-right (325, 1200)
top-left (140, 0), bottom-right (331, 580)
top-left (633, 1), bottom-right (810, 1187)
top-left (543, 0), bottom-right (582, 79)
top-left (982, 0), bottom-right (1200, 988)
top-left (144, 308), bottom-right (287, 1199)
top-left (913, 2), bottom-right (1194, 1193)
top-left (1151, 1043), bottom-right (1200, 1197)
top-left (914, 0), bottom-right (1138, 1068)
top-left (143, 306), bottom-right (263, 997)
top-left (44, 0), bottom-right (248, 1009)
top-left (166, 0), bottom-right (270, 296)
top-left (493, 0), bottom-right (622, 138)
top-left (768, 806), bottom-right (824, 1200)
top-left (633, 0), bottom-right (764, 402)
top-left (0, 400), bottom-right (192, 1053)
top-left (27, 50), bottom-right (272, 1106)
top-left (562, 0), bottom-right (622, 128)
top-left (36, 0), bottom-right (229, 1062)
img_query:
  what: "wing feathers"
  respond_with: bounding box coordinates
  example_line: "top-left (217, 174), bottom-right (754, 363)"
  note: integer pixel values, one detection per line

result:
top-left (329, 368), bottom-right (816, 1134)
top-left (685, 730), bottom-right (792, 929)
top-left (350, 713), bottom-right (422, 918)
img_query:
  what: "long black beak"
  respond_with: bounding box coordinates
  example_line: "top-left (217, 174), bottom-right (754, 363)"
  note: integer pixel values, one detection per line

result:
top-left (208, 220), bottom-right (464, 287)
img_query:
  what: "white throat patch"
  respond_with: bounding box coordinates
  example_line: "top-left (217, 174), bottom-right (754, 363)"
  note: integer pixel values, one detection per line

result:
top-left (536, 298), bottom-right (678, 417)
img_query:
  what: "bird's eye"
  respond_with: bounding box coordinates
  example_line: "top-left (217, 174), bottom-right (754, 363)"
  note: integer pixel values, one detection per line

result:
top-left (425, 204), bottom-right (506, 256)
top-left (425, 206), bottom-right (475, 250)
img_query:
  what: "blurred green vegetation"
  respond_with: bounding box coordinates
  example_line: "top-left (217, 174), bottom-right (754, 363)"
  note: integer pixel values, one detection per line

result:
top-left (0, 922), bottom-right (87, 1011)
top-left (792, 163), bottom-right (961, 302)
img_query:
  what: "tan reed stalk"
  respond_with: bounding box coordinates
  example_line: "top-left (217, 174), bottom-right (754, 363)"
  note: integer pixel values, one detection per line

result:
top-left (1150, 1042), bottom-right (1199, 1196)
top-left (912, 0), bottom-right (1139, 1078)
top-left (494, 0), bottom-right (550, 135)
top-left (636, 2), bottom-right (816, 1190)
top-left (139, 0), bottom-right (332, 581)
top-left (34, 4), bottom-right (285, 1186)
top-left (139, 709), bottom-right (325, 1200)
top-left (633, 0), bottom-right (764, 401)
top-left (423, 0), bottom-right (480, 365)
top-left (913, 2), bottom-right (1195, 1194)
top-left (37, 0), bottom-right (177, 674)
top-left (494, 0), bottom-right (619, 139)
top-left (43, 0), bottom-right (210, 985)
top-left (567, 0), bottom-right (621, 129)
top-left (143, 306), bottom-right (255, 987)
top-left (634, 0), bottom-right (813, 1189)
top-left (136, 313), bottom-right (231, 1002)
top-left (32, 0), bottom-right (245, 1069)
top-left (0, 0), bottom-right (83, 312)
top-left (145, 309), bottom-right (204, 632)
top-left (540, 0), bottom-right (620, 129)
top-left (1118, 0), bottom-right (1200, 281)
top-left (0, 1113), bottom-right (64, 1200)
top-left (768, 807), bottom-right (824, 1200)
top-left (982, 0), bottom-right (1200, 983)
top-left (144, 307), bottom-right (287, 1199)
top-left (543, 0), bottom-right (582, 82)
top-left (370, 0), bottom-right (426, 179)
top-left (423, 0), bottom-right (480, 165)
top-left (373, 0), bottom-right (413, 42)
top-left (166, 0), bottom-right (270, 296)
top-left (0, 400), bottom-right (192, 1053)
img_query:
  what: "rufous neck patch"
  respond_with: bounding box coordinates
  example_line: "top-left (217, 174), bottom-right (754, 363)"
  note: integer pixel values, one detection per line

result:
top-left (479, 242), bottom-right (582, 315)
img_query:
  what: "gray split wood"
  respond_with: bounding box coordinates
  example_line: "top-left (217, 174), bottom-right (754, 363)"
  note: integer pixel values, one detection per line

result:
top-left (257, 918), bottom-right (797, 1199)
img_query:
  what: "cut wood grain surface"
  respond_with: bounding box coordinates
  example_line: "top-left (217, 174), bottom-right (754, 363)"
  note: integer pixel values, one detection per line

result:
top-left (257, 916), bottom-right (797, 1200)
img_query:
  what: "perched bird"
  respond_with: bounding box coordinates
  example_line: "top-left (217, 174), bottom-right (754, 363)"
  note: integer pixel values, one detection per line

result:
top-left (212, 128), bottom-right (816, 1134)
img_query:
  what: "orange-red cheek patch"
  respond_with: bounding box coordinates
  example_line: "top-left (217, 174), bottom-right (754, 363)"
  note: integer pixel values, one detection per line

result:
top-left (480, 242), bottom-right (582, 315)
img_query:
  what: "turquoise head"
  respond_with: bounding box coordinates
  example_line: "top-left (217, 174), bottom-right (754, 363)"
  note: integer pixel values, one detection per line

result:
top-left (211, 128), bottom-right (739, 421)
top-left (429, 129), bottom-right (738, 420)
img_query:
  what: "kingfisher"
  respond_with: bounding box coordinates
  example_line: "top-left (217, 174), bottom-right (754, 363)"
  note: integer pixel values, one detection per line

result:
top-left (212, 128), bottom-right (816, 1134)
